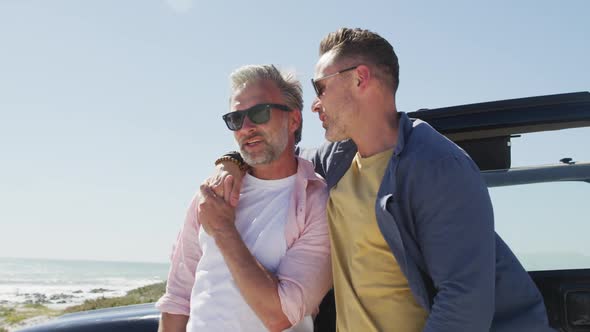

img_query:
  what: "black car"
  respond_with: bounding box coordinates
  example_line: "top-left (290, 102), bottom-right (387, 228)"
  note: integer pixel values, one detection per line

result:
top-left (20, 91), bottom-right (590, 332)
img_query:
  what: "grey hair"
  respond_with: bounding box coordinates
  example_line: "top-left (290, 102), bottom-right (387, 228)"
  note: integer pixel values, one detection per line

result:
top-left (229, 64), bottom-right (303, 144)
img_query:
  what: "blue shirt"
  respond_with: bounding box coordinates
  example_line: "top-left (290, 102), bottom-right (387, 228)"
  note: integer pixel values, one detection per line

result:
top-left (299, 112), bottom-right (554, 332)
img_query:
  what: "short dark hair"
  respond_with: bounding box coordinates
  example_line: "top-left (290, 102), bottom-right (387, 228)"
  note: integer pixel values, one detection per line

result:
top-left (319, 28), bottom-right (400, 93)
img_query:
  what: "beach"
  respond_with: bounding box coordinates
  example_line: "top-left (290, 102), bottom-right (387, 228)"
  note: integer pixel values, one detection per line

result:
top-left (0, 257), bottom-right (168, 331)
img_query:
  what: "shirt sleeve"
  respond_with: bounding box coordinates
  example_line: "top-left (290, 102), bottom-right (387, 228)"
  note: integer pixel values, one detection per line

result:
top-left (275, 181), bottom-right (332, 325)
top-left (155, 194), bottom-right (202, 316)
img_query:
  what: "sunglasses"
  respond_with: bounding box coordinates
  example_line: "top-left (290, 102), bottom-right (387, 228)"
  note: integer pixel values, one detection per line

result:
top-left (222, 103), bottom-right (292, 131)
top-left (311, 65), bottom-right (358, 97)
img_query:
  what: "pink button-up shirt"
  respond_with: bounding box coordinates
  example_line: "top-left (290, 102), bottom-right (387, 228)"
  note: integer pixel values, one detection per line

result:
top-left (156, 157), bottom-right (332, 325)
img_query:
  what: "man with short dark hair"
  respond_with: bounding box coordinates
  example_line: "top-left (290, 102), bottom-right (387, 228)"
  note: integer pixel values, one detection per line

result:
top-left (157, 64), bottom-right (332, 332)
top-left (213, 29), bottom-right (554, 331)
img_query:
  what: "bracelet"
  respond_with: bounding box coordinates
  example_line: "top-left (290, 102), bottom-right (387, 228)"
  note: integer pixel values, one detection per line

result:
top-left (215, 152), bottom-right (249, 172)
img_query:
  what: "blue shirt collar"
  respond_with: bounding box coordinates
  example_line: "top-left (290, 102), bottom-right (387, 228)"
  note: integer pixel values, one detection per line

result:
top-left (393, 112), bottom-right (413, 157)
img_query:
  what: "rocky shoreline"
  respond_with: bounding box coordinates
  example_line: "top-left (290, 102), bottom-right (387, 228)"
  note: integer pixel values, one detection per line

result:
top-left (0, 283), bottom-right (164, 332)
top-left (0, 289), bottom-right (109, 332)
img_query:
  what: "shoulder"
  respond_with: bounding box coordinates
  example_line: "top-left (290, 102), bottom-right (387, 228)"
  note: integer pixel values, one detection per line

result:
top-left (302, 140), bottom-right (356, 161)
top-left (402, 119), bottom-right (477, 172)
top-left (296, 157), bottom-right (328, 195)
top-left (297, 157), bottom-right (325, 182)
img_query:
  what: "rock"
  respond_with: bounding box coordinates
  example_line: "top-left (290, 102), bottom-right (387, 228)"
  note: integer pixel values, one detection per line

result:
top-left (49, 294), bottom-right (74, 301)
top-left (24, 293), bottom-right (49, 304)
top-left (89, 288), bottom-right (112, 294)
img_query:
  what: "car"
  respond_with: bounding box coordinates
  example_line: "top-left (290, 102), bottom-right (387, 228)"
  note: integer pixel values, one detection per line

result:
top-left (20, 91), bottom-right (590, 332)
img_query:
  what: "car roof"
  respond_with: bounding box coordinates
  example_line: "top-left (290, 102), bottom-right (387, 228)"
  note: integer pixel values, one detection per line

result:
top-left (408, 91), bottom-right (590, 170)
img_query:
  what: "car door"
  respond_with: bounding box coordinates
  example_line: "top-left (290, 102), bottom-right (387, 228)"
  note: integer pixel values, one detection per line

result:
top-left (484, 164), bottom-right (590, 332)
top-left (413, 91), bottom-right (590, 332)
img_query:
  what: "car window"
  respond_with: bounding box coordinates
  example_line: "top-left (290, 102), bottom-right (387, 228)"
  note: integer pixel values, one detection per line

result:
top-left (490, 181), bottom-right (590, 271)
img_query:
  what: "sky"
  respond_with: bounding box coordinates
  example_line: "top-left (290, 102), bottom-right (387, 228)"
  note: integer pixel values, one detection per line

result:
top-left (1, 0), bottom-right (588, 264)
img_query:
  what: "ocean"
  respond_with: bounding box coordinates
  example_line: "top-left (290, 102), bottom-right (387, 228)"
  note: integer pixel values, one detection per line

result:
top-left (0, 257), bottom-right (169, 308)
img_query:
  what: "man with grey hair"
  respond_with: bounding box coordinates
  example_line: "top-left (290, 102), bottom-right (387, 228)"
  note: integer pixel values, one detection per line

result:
top-left (156, 64), bottom-right (332, 332)
top-left (211, 28), bottom-right (554, 332)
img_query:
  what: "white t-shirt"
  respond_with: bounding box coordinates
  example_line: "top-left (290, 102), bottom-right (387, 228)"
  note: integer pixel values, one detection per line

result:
top-left (187, 173), bottom-right (313, 332)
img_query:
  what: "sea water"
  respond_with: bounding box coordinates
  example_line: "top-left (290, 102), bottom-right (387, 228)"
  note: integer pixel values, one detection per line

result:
top-left (0, 257), bottom-right (169, 308)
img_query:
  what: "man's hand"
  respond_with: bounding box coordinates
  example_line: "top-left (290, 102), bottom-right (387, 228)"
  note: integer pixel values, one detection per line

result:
top-left (197, 184), bottom-right (237, 237)
top-left (206, 162), bottom-right (245, 207)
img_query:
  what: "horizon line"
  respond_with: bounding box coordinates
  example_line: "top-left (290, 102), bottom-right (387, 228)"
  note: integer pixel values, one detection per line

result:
top-left (0, 256), bottom-right (168, 265)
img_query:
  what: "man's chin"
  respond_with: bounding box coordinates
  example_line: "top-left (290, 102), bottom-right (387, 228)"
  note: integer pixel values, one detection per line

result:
top-left (324, 130), bottom-right (348, 142)
top-left (240, 145), bottom-right (264, 160)
top-left (325, 136), bottom-right (339, 143)
top-left (242, 151), bottom-right (272, 166)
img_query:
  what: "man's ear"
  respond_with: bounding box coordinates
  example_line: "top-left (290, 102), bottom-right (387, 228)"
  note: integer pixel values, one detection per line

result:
top-left (289, 110), bottom-right (302, 134)
top-left (355, 65), bottom-right (371, 90)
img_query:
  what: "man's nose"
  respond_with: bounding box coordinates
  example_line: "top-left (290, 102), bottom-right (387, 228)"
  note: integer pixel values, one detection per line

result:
top-left (240, 115), bottom-right (257, 131)
top-left (311, 98), bottom-right (322, 113)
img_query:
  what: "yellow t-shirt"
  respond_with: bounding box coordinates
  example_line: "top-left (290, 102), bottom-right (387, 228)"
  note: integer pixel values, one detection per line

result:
top-left (327, 149), bottom-right (427, 332)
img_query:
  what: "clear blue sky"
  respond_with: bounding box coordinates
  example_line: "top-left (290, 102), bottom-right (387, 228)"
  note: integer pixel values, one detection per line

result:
top-left (1, 0), bottom-right (588, 263)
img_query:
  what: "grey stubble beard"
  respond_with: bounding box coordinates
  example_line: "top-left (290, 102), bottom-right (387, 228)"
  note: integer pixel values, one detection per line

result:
top-left (239, 118), bottom-right (289, 166)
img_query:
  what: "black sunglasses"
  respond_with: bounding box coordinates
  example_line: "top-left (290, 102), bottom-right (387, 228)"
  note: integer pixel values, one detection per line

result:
top-left (311, 65), bottom-right (358, 97)
top-left (222, 103), bottom-right (292, 131)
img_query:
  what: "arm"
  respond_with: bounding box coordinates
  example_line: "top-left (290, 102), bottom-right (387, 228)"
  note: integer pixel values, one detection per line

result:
top-left (274, 181), bottom-right (332, 324)
top-left (210, 145), bottom-right (329, 205)
top-left (197, 185), bottom-right (292, 332)
top-left (217, 230), bottom-right (292, 332)
top-left (155, 196), bottom-right (203, 330)
top-left (412, 155), bottom-right (495, 331)
top-left (159, 312), bottom-right (189, 332)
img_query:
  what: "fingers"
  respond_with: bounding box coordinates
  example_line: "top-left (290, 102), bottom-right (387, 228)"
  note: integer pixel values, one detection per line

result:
top-left (199, 184), bottom-right (228, 208)
top-left (210, 177), bottom-right (224, 197)
top-left (205, 173), bottom-right (222, 188)
top-left (205, 169), bottom-right (229, 197)
top-left (199, 184), bottom-right (217, 202)
top-left (199, 183), bottom-right (211, 200)
top-left (229, 176), bottom-right (242, 208)
top-left (223, 175), bottom-right (233, 203)
top-left (202, 180), bottom-right (219, 199)
top-left (198, 182), bottom-right (236, 234)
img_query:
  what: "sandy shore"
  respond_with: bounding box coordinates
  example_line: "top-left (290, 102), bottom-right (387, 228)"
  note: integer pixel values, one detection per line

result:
top-left (0, 291), bottom-right (106, 331)
top-left (0, 282), bottom-right (164, 331)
